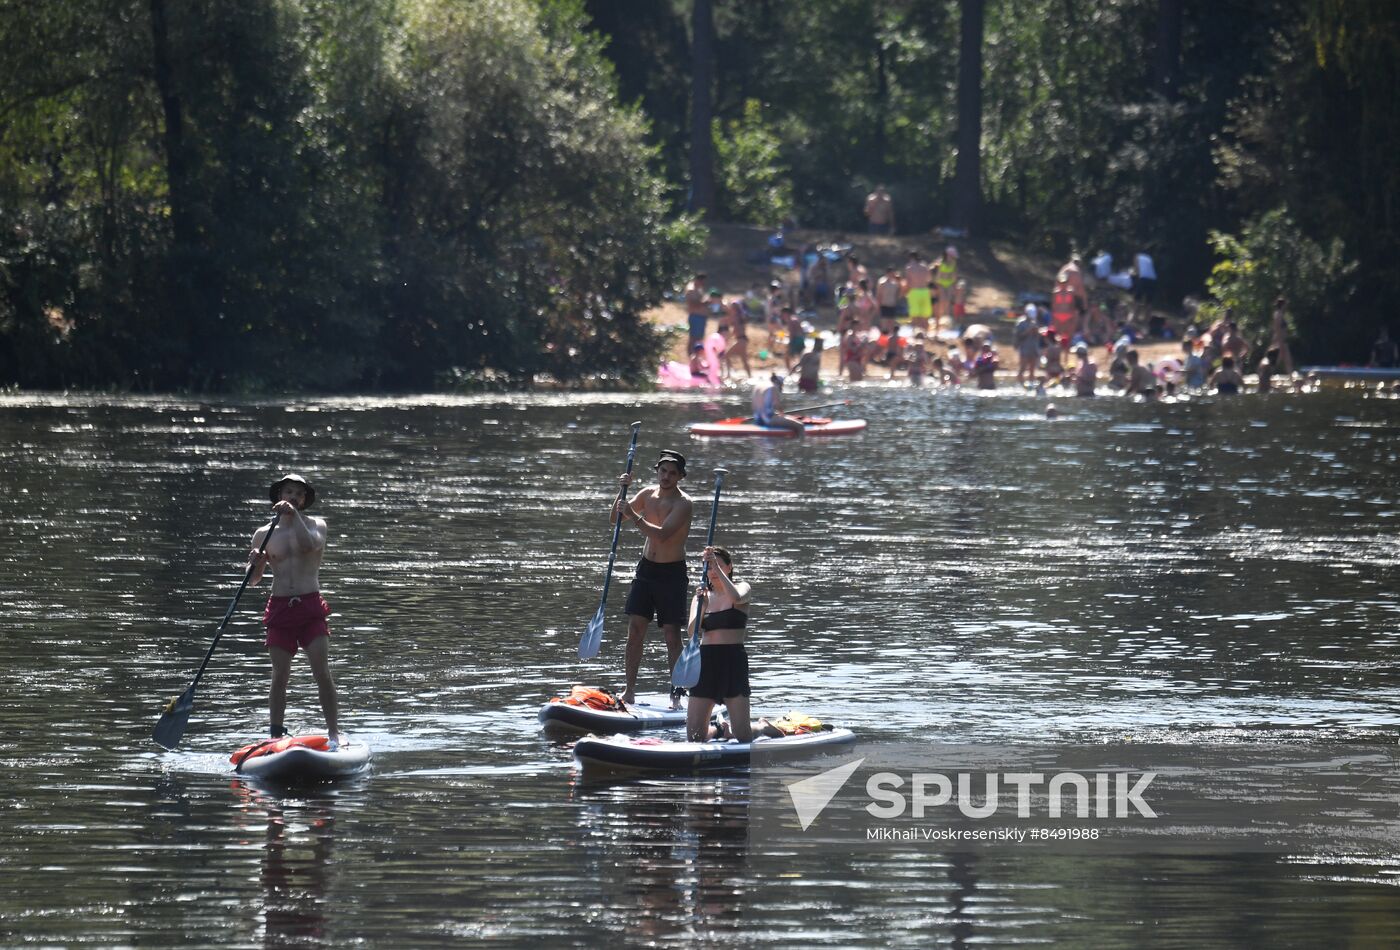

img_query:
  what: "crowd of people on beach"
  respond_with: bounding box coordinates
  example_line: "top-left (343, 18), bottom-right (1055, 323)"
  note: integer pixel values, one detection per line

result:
top-left (669, 185), bottom-right (1400, 400)
top-left (676, 234), bottom-right (1386, 400)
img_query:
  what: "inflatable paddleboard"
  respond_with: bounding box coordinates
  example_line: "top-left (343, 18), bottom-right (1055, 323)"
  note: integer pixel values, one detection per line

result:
top-left (229, 735), bottom-right (370, 782)
top-left (539, 693), bottom-right (687, 738)
top-left (689, 417), bottom-right (867, 439)
top-left (573, 727), bottom-right (856, 777)
top-left (1301, 366), bottom-right (1400, 381)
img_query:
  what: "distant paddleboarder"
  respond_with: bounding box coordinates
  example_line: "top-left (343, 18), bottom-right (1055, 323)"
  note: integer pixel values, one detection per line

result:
top-left (248, 474), bottom-right (341, 747)
top-left (752, 372), bottom-right (806, 436)
top-left (613, 451), bottom-right (694, 706)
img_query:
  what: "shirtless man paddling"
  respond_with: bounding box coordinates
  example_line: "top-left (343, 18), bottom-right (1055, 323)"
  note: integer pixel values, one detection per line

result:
top-left (248, 474), bottom-right (340, 745)
top-left (614, 451), bottom-right (695, 706)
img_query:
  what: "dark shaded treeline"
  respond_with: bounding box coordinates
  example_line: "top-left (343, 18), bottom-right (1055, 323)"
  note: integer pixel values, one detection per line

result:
top-left (0, 0), bottom-right (700, 391)
top-left (588, 0), bottom-right (1396, 360)
top-left (1, 1), bottom-right (1395, 392)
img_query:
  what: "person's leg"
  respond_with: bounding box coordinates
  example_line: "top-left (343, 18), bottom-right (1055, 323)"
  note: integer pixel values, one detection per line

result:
top-left (724, 695), bottom-right (753, 743)
top-left (687, 696), bottom-right (717, 742)
top-left (622, 613), bottom-right (649, 704)
top-left (303, 634), bottom-right (339, 738)
top-left (268, 646), bottom-right (294, 736)
top-left (661, 622), bottom-right (683, 677)
top-left (776, 415), bottom-right (806, 436)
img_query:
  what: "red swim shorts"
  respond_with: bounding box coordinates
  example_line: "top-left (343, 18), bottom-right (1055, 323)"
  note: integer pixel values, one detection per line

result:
top-left (263, 593), bottom-right (331, 655)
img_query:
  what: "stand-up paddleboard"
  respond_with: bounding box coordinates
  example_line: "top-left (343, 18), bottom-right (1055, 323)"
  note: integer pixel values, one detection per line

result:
top-left (573, 727), bottom-right (856, 778)
top-left (1301, 366), bottom-right (1400, 381)
top-left (689, 417), bottom-right (867, 439)
top-left (539, 697), bottom-right (687, 738)
top-left (230, 735), bottom-right (370, 782)
top-left (539, 689), bottom-right (686, 739)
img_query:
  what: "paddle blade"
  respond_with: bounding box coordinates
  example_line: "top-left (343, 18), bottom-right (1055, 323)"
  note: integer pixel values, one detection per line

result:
top-left (671, 639), bottom-right (701, 689)
top-left (151, 687), bottom-right (195, 750)
top-left (578, 606), bottom-right (606, 660)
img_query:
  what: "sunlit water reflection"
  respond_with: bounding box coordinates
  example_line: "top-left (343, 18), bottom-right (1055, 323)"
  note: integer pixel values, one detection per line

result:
top-left (1, 385), bottom-right (1397, 945)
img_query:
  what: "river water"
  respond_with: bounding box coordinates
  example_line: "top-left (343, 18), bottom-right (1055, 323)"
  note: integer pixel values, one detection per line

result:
top-left (0, 385), bottom-right (1397, 947)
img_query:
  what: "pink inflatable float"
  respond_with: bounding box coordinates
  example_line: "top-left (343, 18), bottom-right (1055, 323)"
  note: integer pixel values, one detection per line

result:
top-left (658, 332), bottom-right (726, 388)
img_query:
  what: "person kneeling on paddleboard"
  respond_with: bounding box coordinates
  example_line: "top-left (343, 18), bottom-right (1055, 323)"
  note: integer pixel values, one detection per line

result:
top-left (248, 474), bottom-right (342, 748)
top-left (751, 372), bottom-right (805, 436)
top-left (685, 545), bottom-right (755, 743)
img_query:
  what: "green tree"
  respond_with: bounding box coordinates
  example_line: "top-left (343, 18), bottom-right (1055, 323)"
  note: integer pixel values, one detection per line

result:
top-left (1203, 207), bottom-right (1356, 358)
top-left (713, 99), bottom-right (793, 225)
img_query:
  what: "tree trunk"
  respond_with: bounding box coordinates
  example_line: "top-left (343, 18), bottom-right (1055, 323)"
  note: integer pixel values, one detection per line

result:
top-left (148, 0), bottom-right (201, 382)
top-left (1153, 0), bottom-right (1183, 100)
top-left (873, 38), bottom-right (888, 175)
top-left (688, 0), bottom-right (716, 217)
top-left (148, 0), bottom-right (194, 251)
top-left (949, 0), bottom-right (984, 232)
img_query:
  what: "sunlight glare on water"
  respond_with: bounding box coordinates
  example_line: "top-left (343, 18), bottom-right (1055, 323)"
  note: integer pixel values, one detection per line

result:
top-left (0, 386), bottom-right (1397, 945)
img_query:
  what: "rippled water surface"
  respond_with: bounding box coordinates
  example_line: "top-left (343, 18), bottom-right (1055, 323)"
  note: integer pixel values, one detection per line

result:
top-left (1, 386), bottom-right (1398, 947)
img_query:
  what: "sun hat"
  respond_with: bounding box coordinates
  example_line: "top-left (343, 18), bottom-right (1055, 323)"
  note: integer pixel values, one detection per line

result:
top-left (654, 451), bottom-right (686, 475)
top-left (268, 473), bottom-right (316, 509)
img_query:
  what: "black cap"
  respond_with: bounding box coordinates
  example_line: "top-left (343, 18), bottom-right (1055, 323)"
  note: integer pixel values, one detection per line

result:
top-left (655, 450), bottom-right (686, 475)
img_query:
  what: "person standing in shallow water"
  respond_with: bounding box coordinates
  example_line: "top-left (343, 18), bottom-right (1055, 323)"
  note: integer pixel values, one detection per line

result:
top-left (249, 474), bottom-right (340, 746)
top-left (614, 451), bottom-right (694, 706)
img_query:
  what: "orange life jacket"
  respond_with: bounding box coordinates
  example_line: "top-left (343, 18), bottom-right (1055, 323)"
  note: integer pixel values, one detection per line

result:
top-left (549, 685), bottom-right (627, 712)
top-left (230, 734), bottom-right (330, 766)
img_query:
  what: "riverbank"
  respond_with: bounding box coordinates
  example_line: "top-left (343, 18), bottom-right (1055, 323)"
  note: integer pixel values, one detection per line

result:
top-left (649, 222), bottom-right (1184, 382)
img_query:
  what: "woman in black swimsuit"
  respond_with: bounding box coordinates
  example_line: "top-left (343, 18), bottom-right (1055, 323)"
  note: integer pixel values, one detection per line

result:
top-left (685, 545), bottom-right (754, 742)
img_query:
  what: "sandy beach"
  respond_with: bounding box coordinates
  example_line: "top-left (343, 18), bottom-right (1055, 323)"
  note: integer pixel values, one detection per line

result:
top-left (650, 222), bottom-right (1183, 383)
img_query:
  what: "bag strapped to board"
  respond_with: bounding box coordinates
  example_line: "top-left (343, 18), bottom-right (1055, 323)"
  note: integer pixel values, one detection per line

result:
top-left (764, 713), bottom-right (831, 736)
top-left (549, 685), bottom-right (627, 712)
top-left (229, 734), bottom-right (330, 770)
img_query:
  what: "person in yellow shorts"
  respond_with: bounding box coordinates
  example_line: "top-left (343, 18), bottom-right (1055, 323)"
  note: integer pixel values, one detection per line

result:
top-left (903, 250), bottom-right (933, 330)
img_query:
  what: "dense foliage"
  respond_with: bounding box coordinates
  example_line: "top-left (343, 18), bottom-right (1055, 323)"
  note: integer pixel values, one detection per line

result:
top-left (0, 0), bottom-right (698, 391)
top-left (2, 0), bottom-right (1394, 389)
top-left (590, 0), bottom-right (1395, 362)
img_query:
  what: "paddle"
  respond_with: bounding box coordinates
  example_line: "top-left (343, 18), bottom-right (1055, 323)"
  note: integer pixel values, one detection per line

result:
top-left (716, 400), bottom-right (851, 425)
top-left (151, 516), bottom-right (277, 750)
top-left (578, 421), bottom-right (643, 660)
top-left (670, 468), bottom-right (728, 689)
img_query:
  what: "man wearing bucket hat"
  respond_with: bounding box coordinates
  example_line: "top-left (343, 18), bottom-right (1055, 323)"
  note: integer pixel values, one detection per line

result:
top-left (613, 451), bottom-right (695, 706)
top-left (247, 474), bottom-right (341, 746)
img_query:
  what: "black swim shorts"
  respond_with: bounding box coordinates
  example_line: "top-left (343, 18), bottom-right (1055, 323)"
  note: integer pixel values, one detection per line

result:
top-left (623, 557), bottom-right (689, 627)
top-left (692, 643), bottom-right (751, 701)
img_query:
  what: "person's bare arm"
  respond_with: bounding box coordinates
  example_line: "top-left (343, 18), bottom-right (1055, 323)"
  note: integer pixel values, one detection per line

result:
top-left (634, 495), bottom-right (693, 545)
top-left (248, 526), bottom-right (271, 585)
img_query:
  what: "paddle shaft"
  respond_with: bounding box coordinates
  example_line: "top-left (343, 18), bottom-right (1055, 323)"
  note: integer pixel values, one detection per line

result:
top-left (187, 516), bottom-right (277, 692)
top-left (721, 400), bottom-right (851, 424)
top-left (598, 423), bottom-right (643, 605)
top-left (673, 470), bottom-right (727, 687)
top-left (784, 400), bottom-right (850, 416)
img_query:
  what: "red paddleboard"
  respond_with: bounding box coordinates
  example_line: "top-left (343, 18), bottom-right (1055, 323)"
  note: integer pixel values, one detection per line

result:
top-left (689, 416), bottom-right (867, 438)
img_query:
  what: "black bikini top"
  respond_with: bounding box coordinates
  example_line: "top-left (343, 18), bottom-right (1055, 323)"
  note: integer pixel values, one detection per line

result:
top-left (701, 606), bottom-right (749, 631)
